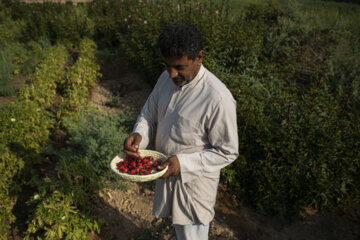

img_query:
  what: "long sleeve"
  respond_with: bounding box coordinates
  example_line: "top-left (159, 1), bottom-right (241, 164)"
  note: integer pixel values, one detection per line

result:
top-left (176, 95), bottom-right (239, 183)
top-left (132, 81), bottom-right (159, 150)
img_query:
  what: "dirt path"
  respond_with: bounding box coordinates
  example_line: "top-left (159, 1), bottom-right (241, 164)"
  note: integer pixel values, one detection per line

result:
top-left (88, 56), bottom-right (360, 240)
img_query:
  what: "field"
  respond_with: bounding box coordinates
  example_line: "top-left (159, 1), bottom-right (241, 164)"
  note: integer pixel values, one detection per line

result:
top-left (1, 0), bottom-right (359, 239)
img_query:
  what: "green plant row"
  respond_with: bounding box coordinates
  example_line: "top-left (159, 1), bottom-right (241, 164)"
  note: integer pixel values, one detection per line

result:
top-left (18, 45), bottom-right (68, 109)
top-left (23, 39), bottom-right (102, 239)
top-left (25, 190), bottom-right (100, 240)
top-left (0, 101), bottom-right (54, 236)
top-left (59, 38), bottom-right (102, 116)
top-left (0, 37), bottom-right (102, 238)
top-left (0, 43), bottom-right (61, 233)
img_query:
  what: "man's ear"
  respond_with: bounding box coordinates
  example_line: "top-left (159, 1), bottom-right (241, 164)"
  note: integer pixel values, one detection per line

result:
top-left (196, 50), bottom-right (204, 65)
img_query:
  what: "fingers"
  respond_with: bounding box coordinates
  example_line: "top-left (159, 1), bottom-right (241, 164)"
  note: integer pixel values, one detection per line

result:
top-left (159, 155), bottom-right (180, 179)
top-left (160, 161), bottom-right (171, 179)
top-left (157, 161), bottom-right (169, 171)
top-left (132, 132), bottom-right (142, 149)
top-left (123, 133), bottom-right (142, 157)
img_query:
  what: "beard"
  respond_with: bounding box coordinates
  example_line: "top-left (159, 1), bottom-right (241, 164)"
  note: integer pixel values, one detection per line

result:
top-left (172, 75), bottom-right (188, 87)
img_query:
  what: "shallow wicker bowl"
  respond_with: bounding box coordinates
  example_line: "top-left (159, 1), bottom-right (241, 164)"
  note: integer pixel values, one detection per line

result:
top-left (110, 150), bottom-right (168, 182)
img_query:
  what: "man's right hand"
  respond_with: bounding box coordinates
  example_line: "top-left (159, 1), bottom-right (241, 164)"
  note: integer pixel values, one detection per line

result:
top-left (123, 133), bottom-right (142, 157)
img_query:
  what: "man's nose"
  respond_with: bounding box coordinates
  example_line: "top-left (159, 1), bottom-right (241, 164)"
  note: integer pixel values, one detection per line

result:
top-left (168, 68), bottom-right (178, 78)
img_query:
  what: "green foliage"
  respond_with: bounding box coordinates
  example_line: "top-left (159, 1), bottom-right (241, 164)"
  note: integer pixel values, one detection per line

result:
top-left (0, 144), bottom-right (24, 235)
top-left (58, 38), bottom-right (102, 119)
top-left (214, 2), bottom-right (360, 214)
top-left (0, 44), bottom-right (17, 96)
top-left (25, 190), bottom-right (99, 240)
top-left (18, 44), bottom-right (68, 109)
top-left (326, 39), bottom-right (360, 114)
top-left (0, 6), bottom-right (25, 96)
top-left (105, 94), bottom-right (122, 108)
top-left (7, 1), bottom-right (94, 46)
top-left (0, 100), bottom-right (54, 236)
top-left (0, 4), bottom-right (53, 97)
top-left (0, 101), bottom-right (54, 161)
top-left (222, 76), bottom-right (360, 214)
top-left (57, 107), bottom-right (134, 179)
top-left (89, 0), bottom-right (233, 84)
top-left (22, 105), bottom-right (134, 239)
top-left (0, 5), bottom-right (24, 45)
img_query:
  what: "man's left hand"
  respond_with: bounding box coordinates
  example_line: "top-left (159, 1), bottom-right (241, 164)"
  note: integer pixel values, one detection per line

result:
top-left (157, 155), bottom-right (180, 179)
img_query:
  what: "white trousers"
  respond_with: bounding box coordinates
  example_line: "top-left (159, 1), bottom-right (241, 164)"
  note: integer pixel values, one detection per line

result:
top-left (174, 224), bottom-right (209, 240)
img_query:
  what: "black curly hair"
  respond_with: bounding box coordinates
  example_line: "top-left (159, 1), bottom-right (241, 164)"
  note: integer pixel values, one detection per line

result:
top-left (157, 22), bottom-right (203, 61)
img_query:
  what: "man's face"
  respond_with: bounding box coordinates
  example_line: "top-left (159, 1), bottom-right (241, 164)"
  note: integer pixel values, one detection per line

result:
top-left (164, 51), bottom-right (203, 87)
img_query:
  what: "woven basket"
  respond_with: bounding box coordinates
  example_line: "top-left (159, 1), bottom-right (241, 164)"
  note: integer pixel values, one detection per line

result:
top-left (110, 150), bottom-right (168, 182)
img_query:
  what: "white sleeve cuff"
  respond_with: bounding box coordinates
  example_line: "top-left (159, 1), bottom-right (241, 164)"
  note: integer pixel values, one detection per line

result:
top-left (177, 153), bottom-right (203, 183)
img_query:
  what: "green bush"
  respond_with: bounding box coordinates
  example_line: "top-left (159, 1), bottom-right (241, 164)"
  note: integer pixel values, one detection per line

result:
top-left (222, 76), bottom-right (360, 214)
top-left (25, 190), bottom-right (99, 240)
top-left (0, 144), bottom-right (24, 236)
top-left (58, 38), bottom-right (101, 119)
top-left (21, 105), bottom-right (133, 239)
top-left (57, 107), bottom-right (134, 179)
top-left (89, 0), bottom-right (234, 84)
top-left (18, 44), bottom-right (68, 109)
top-left (0, 101), bottom-right (54, 161)
top-left (0, 100), bottom-right (54, 236)
top-left (0, 5), bottom-right (23, 45)
top-left (7, 1), bottom-right (94, 46)
top-left (0, 6), bottom-right (26, 96)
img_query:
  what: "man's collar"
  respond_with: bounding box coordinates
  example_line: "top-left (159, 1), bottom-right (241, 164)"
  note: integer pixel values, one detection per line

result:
top-left (180, 64), bottom-right (205, 90)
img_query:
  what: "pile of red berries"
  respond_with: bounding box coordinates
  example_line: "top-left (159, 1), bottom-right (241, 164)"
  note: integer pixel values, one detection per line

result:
top-left (116, 155), bottom-right (162, 175)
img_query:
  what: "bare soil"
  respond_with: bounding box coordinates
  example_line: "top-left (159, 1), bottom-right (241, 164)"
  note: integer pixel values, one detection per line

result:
top-left (86, 55), bottom-right (360, 240)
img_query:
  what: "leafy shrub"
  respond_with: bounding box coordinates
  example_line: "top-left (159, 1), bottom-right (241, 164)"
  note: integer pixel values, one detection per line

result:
top-left (7, 1), bottom-right (94, 46)
top-left (89, 0), bottom-right (234, 84)
top-left (0, 101), bottom-right (54, 162)
top-left (325, 39), bottom-right (360, 115)
top-left (0, 45), bottom-right (17, 96)
top-left (57, 107), bottom-right (134, 179)
top-left (0, 6), bottom-right (26, 96)
top-left (0, 144), bottom-right (24, 236)
top-left (25, 190), bottom-right (99, 240)
top-left (18, 44), bottom-right (68, 109)
top-left (58, 38), bottom-right (101, 119)
top-left (0, 5), bottom-right (23, 45)
top-left (0, 100), bottom-right (54, 236)
top-left (22, 105), bottom-right (133, 239)
top-left (222, 76), bottom-right (360, 214)
top-left (105, 94), bottom-right (122, 108)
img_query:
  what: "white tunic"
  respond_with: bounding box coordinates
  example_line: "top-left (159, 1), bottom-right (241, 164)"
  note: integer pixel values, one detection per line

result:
top-left (133, 65), bottom-right (239, 225)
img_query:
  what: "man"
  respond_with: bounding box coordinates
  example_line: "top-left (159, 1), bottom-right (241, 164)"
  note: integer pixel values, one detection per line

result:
top-left (124, 22), bottom-right (238, 239)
